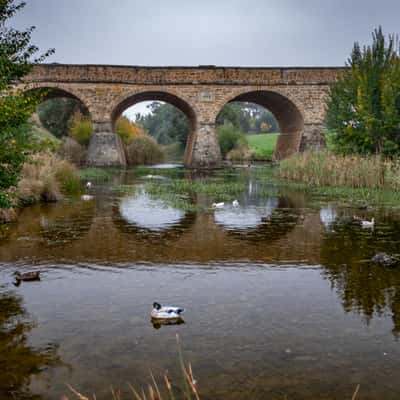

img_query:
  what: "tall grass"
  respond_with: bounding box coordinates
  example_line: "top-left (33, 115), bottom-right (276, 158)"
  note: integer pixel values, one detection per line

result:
top-left (279, 151), bottom-right (400, 190)
top-left (17, 152), bottom-right (80, 205)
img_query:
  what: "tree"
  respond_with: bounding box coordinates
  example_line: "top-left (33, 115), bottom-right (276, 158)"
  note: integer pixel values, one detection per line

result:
top-left (115, 115), bottom-right (145, 144)
top-left (326, 27), bottom-right (400, 156)
top-left (136, 102), bottom-right (190, 147)
top-left (217, 102), bottom-right (279, 134)
top-left (0, 0), bottom-right (54, 207)
top-left (37, 97), bottom-right (85, 138)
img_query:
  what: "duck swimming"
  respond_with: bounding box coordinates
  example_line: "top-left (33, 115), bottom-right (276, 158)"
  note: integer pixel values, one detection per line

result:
top-left (212, 202), bottom-right (225, 209)
top-left (151, 302), bottom-right (185, 320)
top-left (361, 218), bottom-right (375, 228)
top-left (14, 271), bottom-right (40, 282)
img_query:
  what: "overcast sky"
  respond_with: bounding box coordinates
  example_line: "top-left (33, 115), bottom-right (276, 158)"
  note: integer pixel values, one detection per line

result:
top-left (10, 0), bottom-right (400, 67)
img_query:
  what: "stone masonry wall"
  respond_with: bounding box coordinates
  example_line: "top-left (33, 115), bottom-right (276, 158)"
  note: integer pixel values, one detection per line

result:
top-left (21, 64), bottom-right (345, 167)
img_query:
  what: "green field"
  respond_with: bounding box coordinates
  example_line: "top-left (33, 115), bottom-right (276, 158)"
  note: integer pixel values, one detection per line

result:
top-left (247, 133), bottom-right (279, 160)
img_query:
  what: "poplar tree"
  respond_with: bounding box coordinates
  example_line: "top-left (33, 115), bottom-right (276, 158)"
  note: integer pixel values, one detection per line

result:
top-left (326, 27), bottom-right (400, 156)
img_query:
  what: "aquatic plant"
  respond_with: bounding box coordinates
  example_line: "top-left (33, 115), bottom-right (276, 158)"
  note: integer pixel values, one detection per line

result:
top-left (145, 179), bottom-right (246, 203)
top-left (79, 168), bottom-right (121, 183)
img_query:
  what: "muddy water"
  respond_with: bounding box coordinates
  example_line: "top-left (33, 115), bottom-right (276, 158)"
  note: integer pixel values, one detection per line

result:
top-left (1, 166), bottom-right (400, 399)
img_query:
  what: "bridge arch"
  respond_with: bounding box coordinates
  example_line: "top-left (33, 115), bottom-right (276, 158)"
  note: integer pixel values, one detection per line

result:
top-left (24, 85), bottom-right (91, 113)
top-left (110, 90), bottom-right (198, 165)
top-left (216, 90), bottom-right (305, 160)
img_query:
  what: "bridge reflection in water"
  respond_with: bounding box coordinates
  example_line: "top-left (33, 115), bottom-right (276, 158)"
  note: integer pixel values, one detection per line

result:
top-left (1, 167), bottom-right (400, 399)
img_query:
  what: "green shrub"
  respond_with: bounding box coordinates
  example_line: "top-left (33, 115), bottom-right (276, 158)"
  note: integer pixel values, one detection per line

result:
top-left (217, 123), bottom-right (248, 158)
top-left (125, 135), bottom-right (165, 165)
top-left (70, 112), bottom-right (93, 146)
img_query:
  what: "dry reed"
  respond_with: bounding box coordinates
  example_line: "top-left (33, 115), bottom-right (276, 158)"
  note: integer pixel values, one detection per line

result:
top-left (279, 151), bottom-right (400, 190)
top-left (17, 152), bottom-right (80, 204)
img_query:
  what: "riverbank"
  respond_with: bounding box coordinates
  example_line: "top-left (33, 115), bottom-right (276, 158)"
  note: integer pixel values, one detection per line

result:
top-left (0, 152), bottom-right (80, 224)
top-left (278, 151), bottom-right (400, 190)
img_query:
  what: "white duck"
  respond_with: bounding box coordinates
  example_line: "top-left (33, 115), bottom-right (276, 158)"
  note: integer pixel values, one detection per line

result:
top-left (212, 202), bottom-right (225, 209)
top-left (86, 181), bottom-right (92, 189)
top-left (232, 200), bottom-right (239, 207)
top-left (81, 194), bottom-right (94, 201)
top-left (151, 302), bottom-right (185, 320)
top-left (361, 218), bottom-right (375, 228)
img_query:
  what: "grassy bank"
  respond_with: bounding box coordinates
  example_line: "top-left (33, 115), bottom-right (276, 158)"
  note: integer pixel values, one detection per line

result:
top-left (0, 153), bottom-right (81, 224)
top-left (247, 133), bottom-right (278, 160)
top-left (279, 151), bottom-right (400, 190)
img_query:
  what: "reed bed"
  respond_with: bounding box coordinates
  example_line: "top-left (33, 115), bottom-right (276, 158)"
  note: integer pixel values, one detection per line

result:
top-left (279, 151), bottom-right (400, 190)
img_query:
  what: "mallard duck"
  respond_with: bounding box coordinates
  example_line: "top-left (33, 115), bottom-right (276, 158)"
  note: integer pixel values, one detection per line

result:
top-left (14, 271), bottom-right (40, 282)
top-left (151, 302), bottom-right (185, 320)
top-left (212, 202), bottom-right (225, 209)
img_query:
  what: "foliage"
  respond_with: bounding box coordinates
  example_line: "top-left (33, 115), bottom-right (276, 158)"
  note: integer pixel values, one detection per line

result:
top-left (136, 102), bottom-right (190, 147)
top-left (115, 115), bottom-right (145, 144)
top-left (0, 291), bottom-right (60, 399)
top-left (37, 97), bottom-right (85, 138)
top-left (69, 111), bottom-right (93, 146)
top-left (217, 102), bottom-right (279, 134)
top-left (217, 123), bottom-right (248, 157)
top-left (0, 0), bottom-right (54, 208)
top-left (247, 133), bottom-right (278, 160)
top-left (326, 27), bottom-right (400, 156)
top-left (17, 152), bottom-right (80, 205)
top-left (279, 151), bottom-right (400, 190)
top-left (125, 135), bottom-right (165, 165)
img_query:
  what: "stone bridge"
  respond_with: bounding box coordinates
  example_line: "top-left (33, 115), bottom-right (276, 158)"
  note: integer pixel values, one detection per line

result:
top-left (22, 64), bottom-right (343, 168)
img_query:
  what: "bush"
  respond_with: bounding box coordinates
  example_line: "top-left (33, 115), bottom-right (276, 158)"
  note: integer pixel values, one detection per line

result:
top-left (17, 152), bottom-right (80, 205)
top-left (217, 123), bottom-right (248, 158)
top-left (70, 112), bottom-right (93, 146)
top-left (125, 135), bottom-right (165, 165)
top-left (115, 116), bottom-right (145, 144)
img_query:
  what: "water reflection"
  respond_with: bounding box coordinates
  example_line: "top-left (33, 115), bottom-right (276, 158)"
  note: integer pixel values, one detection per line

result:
top-left (2, 166), bottom-right (400, 398)
top-left (0, 290), bottom-right (61, 399)
top-left (114, 190), bottom-right (196, 241)
top-left (319, 205), bottom-right (337, 230)
top-left (214, 198), bottom-right (279, 231)
top-left (321, 215), bottom-right (400, 336)
top-left (119, 191), bottom-right (186, 232)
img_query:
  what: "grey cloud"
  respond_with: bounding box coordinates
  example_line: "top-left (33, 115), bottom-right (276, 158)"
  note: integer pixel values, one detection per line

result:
top-left (10, 0), bottom-right (400, 66)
